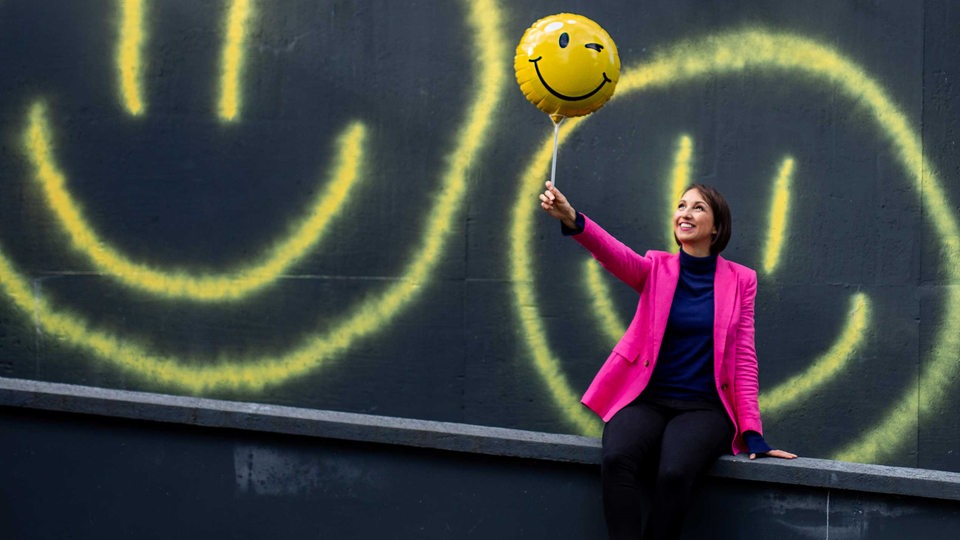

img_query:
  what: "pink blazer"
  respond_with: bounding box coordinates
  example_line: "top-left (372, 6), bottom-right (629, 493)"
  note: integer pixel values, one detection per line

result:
top-left (574, 215), bottom-right (763, 455)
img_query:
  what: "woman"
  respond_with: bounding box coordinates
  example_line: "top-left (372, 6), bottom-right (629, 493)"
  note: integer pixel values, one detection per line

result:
top-left (539, 181), bottom-right (795, 540)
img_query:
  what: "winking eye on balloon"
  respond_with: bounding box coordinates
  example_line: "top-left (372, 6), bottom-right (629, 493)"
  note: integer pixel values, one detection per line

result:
top-left (515, 13), bottom-right (620, 187)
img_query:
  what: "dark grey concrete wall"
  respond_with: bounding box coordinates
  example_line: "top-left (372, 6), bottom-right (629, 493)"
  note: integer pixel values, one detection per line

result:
top-left (2, 379), bottom-right (960, 540)
top-left (0, 407), bottom-right (605, 539)
top-left (0, 0), bottom-right (959, 474)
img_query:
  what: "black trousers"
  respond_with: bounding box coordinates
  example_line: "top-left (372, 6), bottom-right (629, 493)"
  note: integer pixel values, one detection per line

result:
top-left (601, 395), bottom-right (734, 540)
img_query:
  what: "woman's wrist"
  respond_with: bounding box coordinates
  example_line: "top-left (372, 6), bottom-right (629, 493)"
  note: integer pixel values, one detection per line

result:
top-left (743, 431), bottom-right (772, 454)
top-left (560, 211), bottom-right (585, 236)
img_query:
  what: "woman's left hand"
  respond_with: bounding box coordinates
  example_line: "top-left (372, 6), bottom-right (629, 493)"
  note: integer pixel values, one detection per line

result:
top-left (750, 449), bottom-right (798, 460)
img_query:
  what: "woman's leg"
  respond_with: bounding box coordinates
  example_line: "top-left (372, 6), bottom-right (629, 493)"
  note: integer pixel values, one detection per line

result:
top-left (642, 404), bottom-right (732, 540)
top-left (601, 400), bottom-right (668, 540)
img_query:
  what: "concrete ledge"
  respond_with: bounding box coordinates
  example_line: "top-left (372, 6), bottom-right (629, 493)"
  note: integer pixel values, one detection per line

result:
top-left (0, 377), bottom-right (598, 463)
top-left (2, 376), bottom-right (959, 502)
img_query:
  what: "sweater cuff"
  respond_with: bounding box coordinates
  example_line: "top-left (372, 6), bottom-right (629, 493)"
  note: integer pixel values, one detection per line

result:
top-left (561, 212), bottom-right (585, 236)
top-left (744, 431), bottom-right (772, 454)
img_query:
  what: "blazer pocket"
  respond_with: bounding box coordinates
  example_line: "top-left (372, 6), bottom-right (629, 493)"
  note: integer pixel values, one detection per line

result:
top-left (612, 343), bottom-right (640, 363)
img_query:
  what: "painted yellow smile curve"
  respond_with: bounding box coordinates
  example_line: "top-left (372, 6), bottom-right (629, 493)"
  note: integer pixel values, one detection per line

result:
top-left (25, 102), bottom-right (366, 302)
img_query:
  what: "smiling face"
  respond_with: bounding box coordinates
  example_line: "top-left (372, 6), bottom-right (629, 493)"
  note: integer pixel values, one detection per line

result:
top-left (674, 188), bottom-right (718, 257)
top-left (515, 13), bottom-right (620, 119)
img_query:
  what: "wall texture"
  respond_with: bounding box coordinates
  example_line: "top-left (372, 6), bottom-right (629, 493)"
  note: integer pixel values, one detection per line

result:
top-left (0, 0), bottom-right (958, 471)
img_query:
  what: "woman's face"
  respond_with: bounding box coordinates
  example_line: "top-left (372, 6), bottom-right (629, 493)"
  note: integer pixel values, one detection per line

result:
top-left (674, 188), bottom-right (717, 256)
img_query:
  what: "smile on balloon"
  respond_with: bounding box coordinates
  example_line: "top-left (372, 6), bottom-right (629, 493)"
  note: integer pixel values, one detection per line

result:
top-left (529, 56), bottom-right (612, 101)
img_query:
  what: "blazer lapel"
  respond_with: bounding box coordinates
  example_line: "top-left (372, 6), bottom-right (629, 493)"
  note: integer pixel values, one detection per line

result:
top-left (713, 257), bottom-right (737, 370)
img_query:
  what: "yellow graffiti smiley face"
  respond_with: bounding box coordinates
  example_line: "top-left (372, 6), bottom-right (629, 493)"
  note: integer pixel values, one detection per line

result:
top-left (0, 0), bottom-right (507, 394)
top-left (515, 13), bottom-right (620, 119)
top-left (509, 29), bottom-right (960, 466)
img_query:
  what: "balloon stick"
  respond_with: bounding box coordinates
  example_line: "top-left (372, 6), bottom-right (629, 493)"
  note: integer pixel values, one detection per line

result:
top-left (550, 116), bottom-right (565, 188)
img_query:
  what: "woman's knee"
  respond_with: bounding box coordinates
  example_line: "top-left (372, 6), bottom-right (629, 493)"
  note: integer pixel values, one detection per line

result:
top-left (601, 445), bottom-right (653, 478)
top-left (655, 460), bottom-right (699, 488)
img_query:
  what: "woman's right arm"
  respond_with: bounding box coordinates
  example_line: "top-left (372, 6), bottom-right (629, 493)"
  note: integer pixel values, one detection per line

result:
top-left (539, 181), bottom-right (652, 291)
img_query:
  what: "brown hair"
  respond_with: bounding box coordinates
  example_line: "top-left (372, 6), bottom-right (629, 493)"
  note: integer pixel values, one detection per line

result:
top-left (673, 183), bottom-right (732, 255)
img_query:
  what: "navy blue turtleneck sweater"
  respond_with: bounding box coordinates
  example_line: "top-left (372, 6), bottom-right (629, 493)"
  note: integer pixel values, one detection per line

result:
top-left (645, 249), bottom-right (720, 403)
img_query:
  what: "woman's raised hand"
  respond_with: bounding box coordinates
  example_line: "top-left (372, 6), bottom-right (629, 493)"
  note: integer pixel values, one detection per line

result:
top-left (539, 181), bottom-right (578, 229)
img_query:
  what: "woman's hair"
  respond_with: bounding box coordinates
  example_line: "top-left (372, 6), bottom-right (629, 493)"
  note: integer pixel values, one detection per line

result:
top-left (674, 183), bottom-right (732, 255)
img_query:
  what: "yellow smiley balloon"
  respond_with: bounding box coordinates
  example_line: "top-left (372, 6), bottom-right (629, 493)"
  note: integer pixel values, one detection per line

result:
top-left (515, 13), bottom-right (620, 121)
